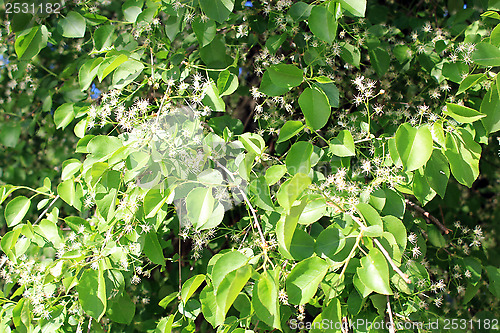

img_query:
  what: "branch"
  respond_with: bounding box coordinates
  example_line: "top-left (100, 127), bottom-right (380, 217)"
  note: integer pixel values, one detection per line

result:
top-left (405, 199), bottom-right (451, 234)
top-left (34, 195), bottom-right (60, 225)
top-left (387, 296), bottom-right (396, 333)
top-left (208, 157), bottom-right (268, 253)
top-left (374, 238), bottom-right (411, 284)
top-left (326, 200), bottom-right (411, 285)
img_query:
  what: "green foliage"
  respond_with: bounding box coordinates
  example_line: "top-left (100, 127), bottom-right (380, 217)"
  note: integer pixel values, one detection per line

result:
top-left (1, 0), bottom-right (500, 332)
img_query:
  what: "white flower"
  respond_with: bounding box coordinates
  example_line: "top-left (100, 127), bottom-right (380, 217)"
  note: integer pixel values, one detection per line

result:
top-left (408, 232), bottom-right (418, 245)
top-left (434, 296), bottom-right (443, 307)
top-left (278, 289), bottom-right (288, 305)
top-left (131, 274), bottom-right (141, 285)
top-left (411, 246), bottom-right (421, 258)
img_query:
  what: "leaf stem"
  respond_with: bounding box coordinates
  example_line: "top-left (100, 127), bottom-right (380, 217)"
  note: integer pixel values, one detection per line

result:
top-left (34, 194), bottom-right (60, 225)
top-left (207, 156), bottom-right (269, 267)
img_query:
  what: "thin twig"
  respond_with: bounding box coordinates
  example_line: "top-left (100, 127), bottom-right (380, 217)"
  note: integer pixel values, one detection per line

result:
top-left (87, 318), bottom-right (92, 333)
top-left (373, 238), bottom-right (411, 284)
top-left (208, 157), bottom-right (268, 255)
top-left (178, 216), bottom-right (182, 297)
top-left (387, 296), bottom-right (396, 333)
top-left (34, 195), bottom-right (60, 224)
top-left (405, 199), bottom-right (451, 234)
top-left (327, 200), bottom-right (411, 285)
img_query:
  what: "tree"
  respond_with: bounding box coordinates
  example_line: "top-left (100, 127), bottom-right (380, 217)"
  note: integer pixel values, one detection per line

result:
top-left (0, 0), bottom-right (499, 331)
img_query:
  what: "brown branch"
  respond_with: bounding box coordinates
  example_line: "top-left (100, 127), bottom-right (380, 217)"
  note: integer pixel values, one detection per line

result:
top-left (405, 199), bottom-right (451, 234)
top-left (387, 296), bottom-right (396, 333)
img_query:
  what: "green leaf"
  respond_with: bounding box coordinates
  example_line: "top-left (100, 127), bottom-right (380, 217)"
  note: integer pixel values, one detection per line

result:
top-left (211, 250), bottom-right (248, 290)
top-left (79, 58), bottom-right (103, 91)
top-left (444, 103), bottom-right (486, 123)
top-left (339, 0), bottom-right (366, 17)
top-left (122, 0), bottom-right (143, 23)
top-left (14, 25), bottom-right (48, 60)
top-left (112, 59), bottom-right (144, 89)
top-left (412, 169), bottom-right (436, 206)
top-left (98, 54), bottom-right (129, 82)
top-left (459, 257), bottom-right (482, 286)
top-left (0, 185), bottom-right (18, 205)
top-left (267, 64), bottom-right (304, 88)
top-left (290, 228), bottom-right (315, 260)
top-left (186, 187), bottom-right (214, 229)
top-left (393, 44), bottom-right (412, 64)
top-left (215, 265), bottom-right (252, 324)
top-left (480, 84), bottom-right (500, 134)
top-left (442, 61), bottom-right (469, 83)
top-left (77, 266), bottom-right (107, 320)
top-left (395, 123), bottom-right (433, 172)
top-left (369, 188), bottom-right (405, 219)
top-left (193, 17), bottom-right (216, 47)
top-left (356, 248), bottom-right (392, 295)
top-left (249, 177), bottom-right (275, 211)
top-left (94, 25), bottom-right (115, 52)
top-left (143, 188), bottom-right (174, 219)
top-left (57, 179), bottom-right (77, 208)
top-left (200, 283), bottom-right (218, 327)
top-left (457, 74), bottom-right (487, 94)
top-left (288, 2), bottom-right (313, 21)
top-left (181, 275), bottom-right (206, 303)
top-left (356, 203), bottom-right (383, 227)
top-left (298, 196), bottom-right (327, 225)
top-left (276, 173), bottom-right (311, 212)
top-left (313, 82), bottom-right (340, 108)
top-left (259, 70), bottom-right (290, 96)
top-left (74, 118), bottom-right (87, 138)
top-left (427, 224), bottom-right (446, 248)
top-left (239, 132), bottom-right (265, 155)
top-left (38, 219), bottom-right (62, 248)
top-left (382, 216), bottom-right (407, 251)
top-left (0, 123), bottom-right (22, 148)
top-left (5, 196), bottom-right (31, 227)
top-left (286, 256), bottom-right (329, 305)
top-left (277, 121), bottom-right (304, 143)
top-left (217, 70), bottom-right (239, 97)
top-left (472, 42), bottom-right (500, 66)
top-left (369, 47), bottom-right (390, 77)
top-left (60, 11), bottom-right (86, 38)
top-left (444, 129), bottom-right (481, 187)
top-left (491, 23), bottom-right (500, 47)
top-left (265, 165), bottom-right (287, 185)
top-left (202, 80), bottom-right (225, 112)
top-left (1, 228), bottom-right (22, 259)
top-left (199, 0), bottom-right (235, 23)
top-left (87, 135), bottom-right (123, 160)
top-left (165, 10), bottom-right (184, 41)
top-left (107, 293), bottom-right (135, 325)
top-left (159, 292), bottom-right (178, 308)
top-left (54, 103), bottom-right (76, 130)
top-left (424, 150), bottom-right (450, 198)
top-left (315, 227), bottom-right (346, 258)
top-left (486, 266), bottom-right (500, 298)
top-left (286, 141), bottom-right (313, 175)
top-left (299, 87), bottom-right (331, 130)
top-left (265, 34), bottom-right (287, 54)
top-left (252, 271), bottom-right (281, 330)
top-left (155, 315), bottom-right (175, 333)
top-left (276, 202), bottom-right (307, 260)
top-left (308, 5), bottom-right (338, 44)
top-left (340, 43), bottom-right (361, 68)
top-left (329, 130), bottom-right (355, 157)
top-left (144, 231), bottom-right (165, 265)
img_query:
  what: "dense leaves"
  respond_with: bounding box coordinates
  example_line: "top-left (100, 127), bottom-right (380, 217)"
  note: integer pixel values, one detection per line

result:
top-left (0, 0), bottom-right (499, 332)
